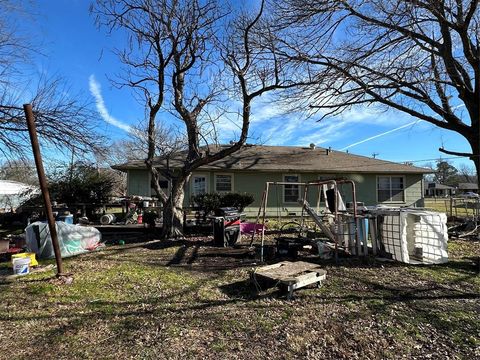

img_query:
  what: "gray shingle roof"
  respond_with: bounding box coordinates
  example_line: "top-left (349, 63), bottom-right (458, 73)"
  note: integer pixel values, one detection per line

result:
top-left (458, 183), bottom-right (479, 190)
top-left (425, 182), bottom-right (455, 190)
top-left (112, 145), bottom-right (429, 174)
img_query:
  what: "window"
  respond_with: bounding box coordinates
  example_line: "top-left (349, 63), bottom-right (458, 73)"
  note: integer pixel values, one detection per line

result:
top-left (215, 174), bottom-right (233, 193)
top-left (148, 173), bottom-right (169, 196)
top-left (159, 180), bottom-right (169, 190)
top-left (192, 175), bottom-right (207, 196)
top-left (377, 176), bottom-right (404, 202)
top-left (284, 174), bottom-right (300, 203)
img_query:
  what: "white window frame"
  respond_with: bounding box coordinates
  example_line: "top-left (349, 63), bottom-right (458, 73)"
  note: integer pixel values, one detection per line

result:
top-left (191, 173), bottom-right (209, 196)
top-left (283, 174), bottom-right (301, 204)
top-left (214, 173), bottom-right (234, 193)
top-left (376, 175), bottom-right (406, 203)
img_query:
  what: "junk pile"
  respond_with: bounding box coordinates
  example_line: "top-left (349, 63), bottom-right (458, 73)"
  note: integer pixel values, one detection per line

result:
top-left (449, 219), bottom-right (479, 239)
top-left (446, 197), bottom-right (480, 239)
top-left (252, 179), bottom-right (449, 265)
top-left (249, 179), bottom-right (451, 299)
top-left (25, 221), bottom-right (102, 259)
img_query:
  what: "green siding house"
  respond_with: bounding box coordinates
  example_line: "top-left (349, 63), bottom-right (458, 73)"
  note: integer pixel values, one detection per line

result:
top-left (113, 145), bottom-right (429, 216)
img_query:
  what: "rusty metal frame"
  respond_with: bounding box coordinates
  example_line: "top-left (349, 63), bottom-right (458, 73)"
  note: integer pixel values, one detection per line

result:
top-left (251, 179), bottom-right (360, 262)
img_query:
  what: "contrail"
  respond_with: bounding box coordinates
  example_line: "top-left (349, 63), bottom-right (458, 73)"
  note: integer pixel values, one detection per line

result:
top-left (89, 74), bottom-right (133, 133)
top-left (340, 120), bottom-right (420, 151)
top-left (340, 104), bottom-right (466, 151)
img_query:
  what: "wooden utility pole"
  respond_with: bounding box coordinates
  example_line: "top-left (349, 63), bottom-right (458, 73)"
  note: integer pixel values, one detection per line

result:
top-left (24, 104), bottom-right (65, 276)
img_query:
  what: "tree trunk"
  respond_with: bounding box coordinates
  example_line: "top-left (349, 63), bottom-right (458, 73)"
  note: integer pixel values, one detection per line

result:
top-left (161, 176), bottom-right (188, 239)
top-left (469, 136), bottom-right (480, 195)
top-left (473, 138), bottom-right (480, 273)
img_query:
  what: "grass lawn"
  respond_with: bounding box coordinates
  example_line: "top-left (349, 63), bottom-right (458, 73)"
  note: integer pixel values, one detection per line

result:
top-left (424, 198), bottom-right (478, 218)
top-left (0, 237), bottom-right (478, 359)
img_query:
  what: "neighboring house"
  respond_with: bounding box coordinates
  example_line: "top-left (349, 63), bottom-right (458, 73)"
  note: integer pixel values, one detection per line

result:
top-left (0, 180), bottom-right (39, 212)
top-left (424, 181), bottom-right (455, 197)
top-left (458, 182), bottom-right (479, 194)
top-left (112, 145), bottom-right (430, 216)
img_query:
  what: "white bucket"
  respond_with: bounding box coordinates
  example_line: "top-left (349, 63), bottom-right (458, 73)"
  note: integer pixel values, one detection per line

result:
top-left (13, 257), bottom-right (31, 275)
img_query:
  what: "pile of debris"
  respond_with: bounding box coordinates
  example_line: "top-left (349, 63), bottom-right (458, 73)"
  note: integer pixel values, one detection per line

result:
top-left (251, 179), bottom-right (450, 265)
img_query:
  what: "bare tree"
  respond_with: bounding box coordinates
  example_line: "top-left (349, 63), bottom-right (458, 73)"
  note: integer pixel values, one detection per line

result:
top-left (0, 1), bottom-right (104, 160)
top-left (0, 158), bottom-right (37, 185)
top-left (94, 0), bottom-right (298, 238)
top-left (275, 0), bottom-right (480, 187)
top-left (99, 123), bottom-right (186, 166)
top-left (458, 163), bottom-right (477, 183)
top-left (0, 78), bottom-right (105, 160)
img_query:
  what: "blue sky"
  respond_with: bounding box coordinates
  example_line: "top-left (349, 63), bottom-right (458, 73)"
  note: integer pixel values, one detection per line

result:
top-left (21, 0), bottom-right (473, 169)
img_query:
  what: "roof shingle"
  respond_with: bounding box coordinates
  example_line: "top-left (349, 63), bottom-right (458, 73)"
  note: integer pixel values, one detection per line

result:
top-left (112, 145), bottom-right (429, 174)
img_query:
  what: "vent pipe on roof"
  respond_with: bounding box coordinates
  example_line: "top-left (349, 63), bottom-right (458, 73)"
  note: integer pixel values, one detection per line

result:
top-left (326, 146), bottom-right (332, 155)
top-left (309, 143), bottom-right (316, 149)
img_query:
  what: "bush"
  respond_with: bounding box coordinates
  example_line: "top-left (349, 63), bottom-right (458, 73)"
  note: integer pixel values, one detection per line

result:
top-left (192, 192), bottom-right (255, 215)
top-left (191, 193), bottom-right (221, 215)
top-left (220, 193), bottom-right (255, 211)
top-left (48, 162), bottom-right (116, 205)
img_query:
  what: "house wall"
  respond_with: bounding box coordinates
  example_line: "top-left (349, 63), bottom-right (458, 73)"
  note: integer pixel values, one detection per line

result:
top-left (126, 169), bottom-right (425, 217)
top-left (127, 169), bottom-right (151, 197)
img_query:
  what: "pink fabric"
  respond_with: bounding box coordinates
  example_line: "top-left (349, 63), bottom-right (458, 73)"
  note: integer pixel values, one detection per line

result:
top-left (240, 222), bottom-right (266, 234)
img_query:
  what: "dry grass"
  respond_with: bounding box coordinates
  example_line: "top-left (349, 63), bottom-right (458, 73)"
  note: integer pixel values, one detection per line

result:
top-left (0, 237), bottom-right (478, 360)
top-left (424, 198), bottom-right (479, 218)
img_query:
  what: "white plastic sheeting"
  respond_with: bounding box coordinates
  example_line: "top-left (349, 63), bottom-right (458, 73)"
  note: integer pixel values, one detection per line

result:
top-left (371, 209), bottom-right (448, 264)
top-left (25, 221), bottom-right (102, 259)
top-left (0, 180), bottom-right (39, 211)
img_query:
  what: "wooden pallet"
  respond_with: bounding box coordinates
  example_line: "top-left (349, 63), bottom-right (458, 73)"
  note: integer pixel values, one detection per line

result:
top-left (253, 261), bottom-right (327, 299)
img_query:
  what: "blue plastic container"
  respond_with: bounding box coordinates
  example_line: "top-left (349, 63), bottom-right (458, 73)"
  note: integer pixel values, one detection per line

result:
top-left (57, 214), bottom-right (74, 224)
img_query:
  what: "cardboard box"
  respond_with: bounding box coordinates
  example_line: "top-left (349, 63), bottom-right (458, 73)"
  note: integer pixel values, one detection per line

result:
top-left (0, 239), bottom-right (9, 253)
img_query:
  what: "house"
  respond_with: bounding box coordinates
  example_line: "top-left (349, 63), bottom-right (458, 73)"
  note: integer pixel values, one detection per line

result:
top-left (112, 145), bottom-right (430, 216)
top-left (457, 183), bottom-right (478, 194)
top-left (424, 181), bottom-right (455, 197)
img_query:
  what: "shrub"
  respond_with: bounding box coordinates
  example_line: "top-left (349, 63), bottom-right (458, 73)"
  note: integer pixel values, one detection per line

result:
top-left (220, 193), bottom-right (254, 211)
top-left (191, 193), bottom-right (221, 215)
top-left (192, 192), bottom-right (255, 215)
top-left (48, 162), bottom-right (116, 205)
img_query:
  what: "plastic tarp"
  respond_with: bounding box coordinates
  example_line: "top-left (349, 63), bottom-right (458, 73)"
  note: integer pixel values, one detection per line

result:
top-left (25, 221), bottom-right (102, 259)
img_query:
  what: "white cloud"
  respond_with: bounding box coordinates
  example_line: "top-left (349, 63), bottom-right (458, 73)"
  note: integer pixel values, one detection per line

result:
top-left (247, 95), bottom-right (418, 147)
top-left (191, 92), bottom-right (423, 149)
top-left (89, 74), bottom-right (133, 133)
top-left (250, 94), bottom-right (289, 124)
